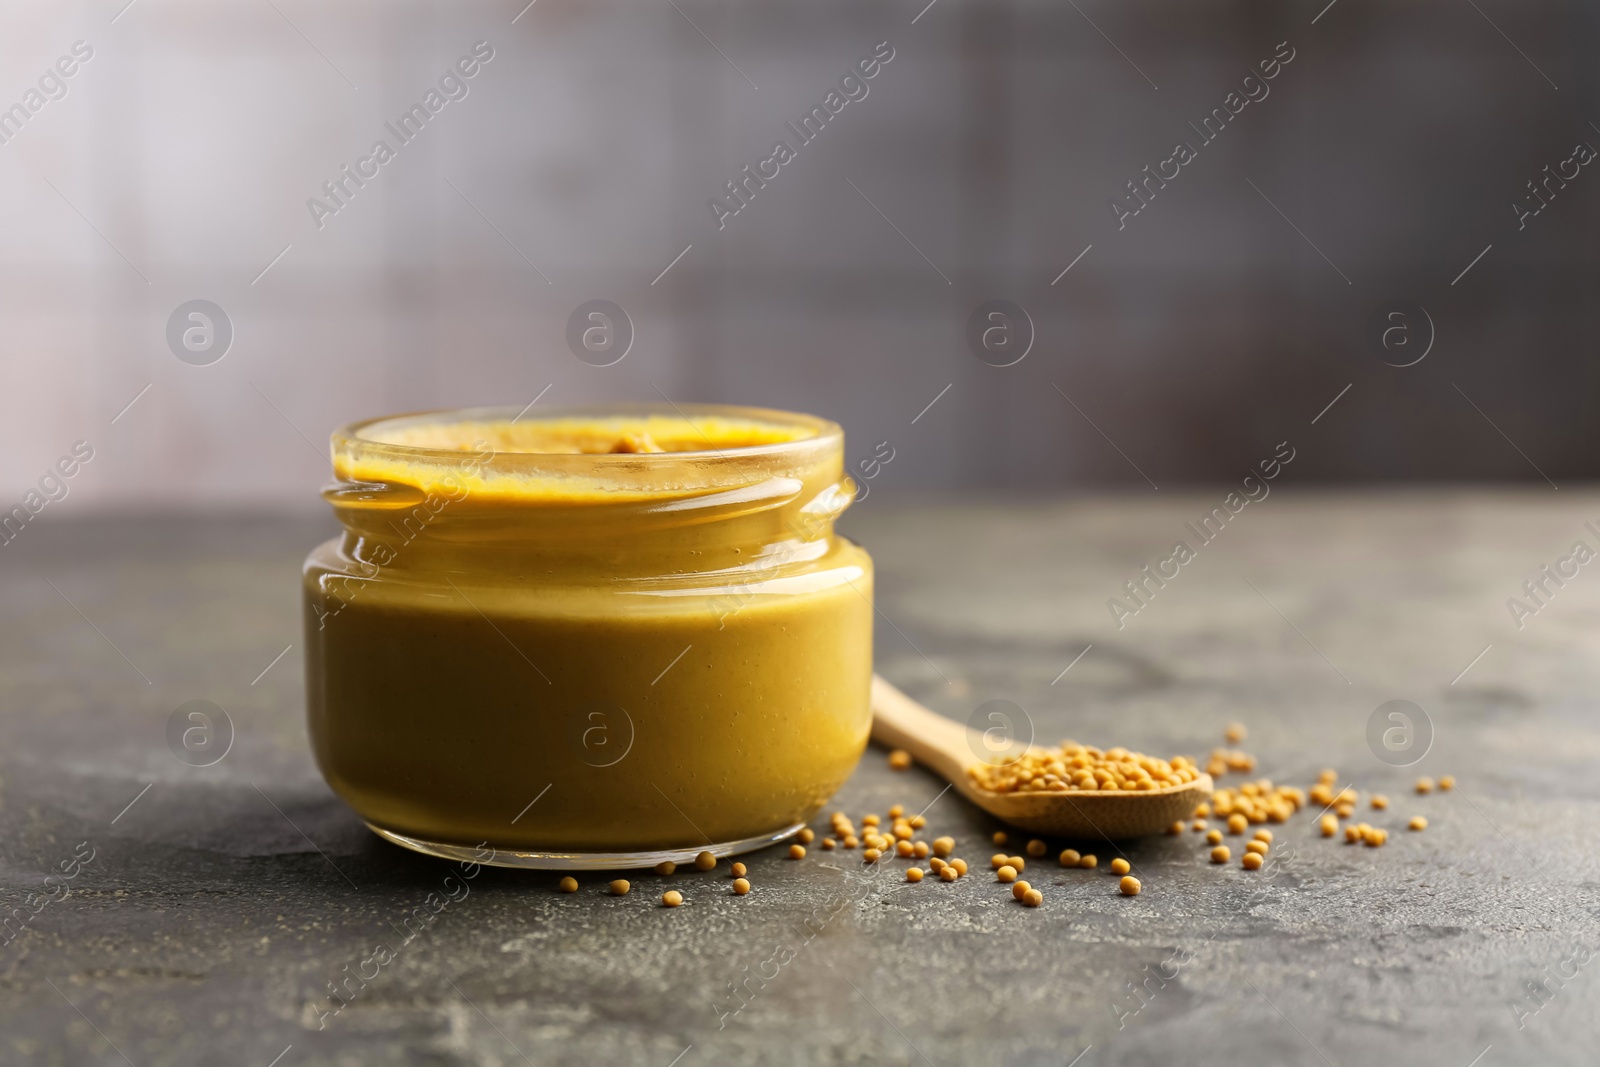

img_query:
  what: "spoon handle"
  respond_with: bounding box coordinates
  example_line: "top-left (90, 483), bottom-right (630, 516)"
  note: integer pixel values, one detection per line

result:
top-left (869, 674), bottom-right (973, 785)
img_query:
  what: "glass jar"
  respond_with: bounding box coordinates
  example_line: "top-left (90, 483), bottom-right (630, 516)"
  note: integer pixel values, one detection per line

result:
top-left (302, 404), bottom-right (873, 869)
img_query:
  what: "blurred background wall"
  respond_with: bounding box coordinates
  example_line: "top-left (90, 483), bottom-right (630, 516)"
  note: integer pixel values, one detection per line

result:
top-left (0, 0), bottom-right (1595, 512)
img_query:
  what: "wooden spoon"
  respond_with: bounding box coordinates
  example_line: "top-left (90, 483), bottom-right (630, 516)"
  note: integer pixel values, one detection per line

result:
top-left (870, 674), bottom-right (1213, 839)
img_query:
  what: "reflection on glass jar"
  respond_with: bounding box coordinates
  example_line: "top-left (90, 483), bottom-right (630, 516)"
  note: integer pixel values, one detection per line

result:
top-left (303, 404), bottom-right (873, 869)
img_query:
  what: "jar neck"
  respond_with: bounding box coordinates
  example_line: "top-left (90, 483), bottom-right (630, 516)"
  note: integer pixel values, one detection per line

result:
top-left (330, 471), bottom-right (854, 580)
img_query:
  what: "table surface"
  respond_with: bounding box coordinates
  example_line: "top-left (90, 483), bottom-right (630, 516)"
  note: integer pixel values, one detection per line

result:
top-left (2, 491), bottom-right (1597, 1067)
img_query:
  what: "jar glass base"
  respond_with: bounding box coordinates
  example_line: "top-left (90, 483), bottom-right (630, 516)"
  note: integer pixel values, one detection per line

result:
top-left (365, 821), bottom-right (806, 870)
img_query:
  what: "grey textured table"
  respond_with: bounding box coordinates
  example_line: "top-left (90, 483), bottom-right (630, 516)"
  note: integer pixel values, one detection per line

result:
top-left (3, 492), bottom-right (1597, 1066)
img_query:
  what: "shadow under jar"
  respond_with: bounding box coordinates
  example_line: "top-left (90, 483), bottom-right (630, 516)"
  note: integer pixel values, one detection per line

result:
top-left (302, 404), bottom-right (873, 869)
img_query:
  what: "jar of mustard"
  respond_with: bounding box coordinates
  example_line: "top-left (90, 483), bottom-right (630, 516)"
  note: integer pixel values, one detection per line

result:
top-left (302, 404), bottom-right (873, 869)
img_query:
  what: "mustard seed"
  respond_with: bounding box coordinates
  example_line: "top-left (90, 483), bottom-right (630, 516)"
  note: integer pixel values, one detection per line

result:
top-left (1007, 856), bottom-right (1025, 871)
top-left (913, 841), bottom-right (930, 859)
top-left (1344, 824), bottom-right (1362, 844)
top-left (1080, 854), bottom-right (1098, 870)
top-left (1191, 820), bottom-right (1208, 833)
top-left (888, 804), bottom-right (904, 818)
top-left (609, 879), bottom-right (630, 896)
top-left (896, 840), bottom-right (915, 858)
top-left (1245, 840), bottom-right (1269, 856)
top-left (789, 844), bottom-right (806, 860)
top-left (888, 749), bottom-right (913, 770)
top-left (864, 848), bottom-right (881, 863)
top-left (1226, 722), bottom-right (1246, 743)
top-left (939, 866), bottom-right (958, 882)
top-left (1011, 879), bottom-right (1032, 900)
top-left (950, 858), bottom-right (968, 876)
top-left (910, 815), bottom-right (927, 829)
top-left (1370, 794), bottom-right (1389, 810)
top-left (929, 857), bottom-right (946, 873)
top-left (1059, 849), bottom-right (1081, 867)
top-left (662, 890), bottom-right (683, 907)
top-left (731, 862), bottom-right (747, 877)
top-left (694, 851), bottom-right (716, 872)
top-left (997, 865), bottom-right (1018, 883)
top-left (992, 831), bottom-right (1008, 846)
top-left (843, 835), bottom-right (859, 849)
top-left (1227, 813), bottom-right (1248, 835)
top-left (1026, 839), bottom-right (1047, 858)
top-left (798, 828), bottom-right (815, 844)
top-left (1120, 875), bottom-right (1142, 896)
top-left (862, 814), bottom-right (880, 826)
top-left (1195, 803), bottom-right (1211, 817)
top-left (1206, 829), bottom-right (1223, 846)
top-left (733, 878), bottom-right (751, 895)
top-left (1320, 814), bottom-right (1338, 837)
top-left (822, 838), bottom-right (836, 850)
top-left (1168, 821), bottom-right (1185, 835)
top-left (1022, 888), bottom-right (1043, 907)
top-left (932, 836), bottom-right (954, 857)
top-left (991, 853), bottom-right (1008, 870)
top-left (1241, 852), bottom-right (1263, 871)
top-left (558, 877), bottom-right (578, 893)
top-left (1409, 816), bottom-right (1427, 831)
top-left (1210, 846), bottom-right (1230, 864)
top-left (655, 861), bottom-right (676, 876)
top-left (1253, 829), bottom-right (1273, 843)
top-left (1110, 858), bottom-right (1131, 876)
top-left (1439, 775), bottom-right (1455, 791)
top-left (1415, 777), bottom-right (1434, 794)
top-left (907, 867), bottom-right (924, 883)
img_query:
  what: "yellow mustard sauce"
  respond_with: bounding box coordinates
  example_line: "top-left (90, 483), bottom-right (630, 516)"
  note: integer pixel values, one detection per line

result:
top-left (302, 406), bottom-right (873, 866)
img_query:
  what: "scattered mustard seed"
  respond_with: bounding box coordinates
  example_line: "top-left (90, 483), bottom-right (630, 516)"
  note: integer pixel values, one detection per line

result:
top-left (1026, 839), bottom-right (1047, 858)
top-left (1253, 829), bottom-right (1273, 843)
top-left (789, 844), bottom-right (806, 860)
top-left (1245, 840), bottom-right (1269, 856)
top-left (939, 866), bottom-right (958, 882)
top-left (1206, 829), bottom-right (1223, 846)
top-left (1370, 794), bottom-right (1389, 810)
top-left (731, 862), bottom-right (747, 877)
top-left (694, 851), bottom-right (717, 872)
top-left (910, 815), bottom-right (927, 829)
top-left (992, 831), bottom-right (1008, 846)
top-left (1439, 775), bottom-right (1455, 791)
top-left (1227, 813), bottom-right (1248, 835)
top-left (1210, 846), bottom-right (1230, 864)
top-left (862, 814), bottom-right (880, 826)
top-left (907, 867), bottom-right (924, 883)
top-left (1242, 852), bottom-right (1263, 871)
top-left (821, 838), bottom-right (836, 850)
top-left (864, 848), bottom-right (882, 863)
top-left (929, 857), bottom-right (946, 873)
top-left (1225, 722), bottom-right (1247, 743)
top-left (1080, 854), bottom-right (1098, 870)
top-left (1320, 814), bottom-right (1338, 837)
top-left (843, 835), bottom-right (860, 849)
top-left (1168, 821), bottom-right (1185, 835)
top-left (1059, 849), bottom-right (1081, 867)
top-left (609, 879), bottom-right (630, 896)
top-left (991, 853), bottom-right (1008, 870)
top-left (655, 861), bottom-right (677, 876)
top-left (662, 890), bottom-right (683, 907)
top-left (949, 858), bottom-right (969, 876)
top-left (1022, 888), bottom-right (1043, 907)
top-left (1007, 856), bottom-right (1026, 872)
top-left (1409, 816), bottom-right (1427, 831)
top-left (933, 836), bottom-right (955, 858)
top-left (732, 878), bottom-right (750, 895)
top-left (1110, 858), bottom-right (1131, 876)
top-left (798, 828), bottom-right (815, 844)
top-left (1318, 769), bottom-right (1338, 785)
top-left (896, 841), bottom-right (915, 858)
top-left (997, 865), bottom-right (1018, 883)
top-left (558, 877), bottom-right (578, 893)
top-left (888, 805), bottom-right (904, 818)
top-left (1011, 879), bottom-right (1032, 900)
top-left (913, 841), bottom-right (930, 859)
top-left (888, 749), bottom-right (913, 770)
top-left (1192, 820), bottom-right (1208, 833)
top-left (1415, 777), bottom-right (1434, 794)
top-left (1120, 875), bottom-right (1142, 896)
top-left (1345, 824), bottom-right (1362, 844)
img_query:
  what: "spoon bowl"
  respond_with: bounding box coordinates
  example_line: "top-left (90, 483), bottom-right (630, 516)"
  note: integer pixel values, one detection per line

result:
top-left (870, 675), bottom-right (1213, 839)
